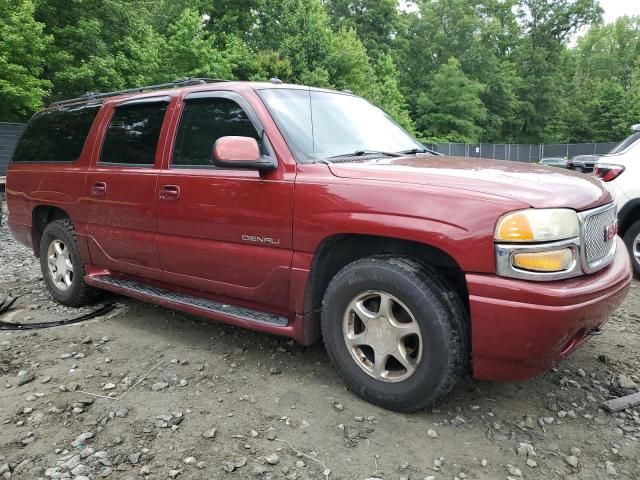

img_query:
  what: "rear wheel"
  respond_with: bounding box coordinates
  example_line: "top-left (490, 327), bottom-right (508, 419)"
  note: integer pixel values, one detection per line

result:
top-left (623, 220), bottom-right (640, 278)
top-left (321, 256), bottom-right (468, 412)
top-left (39, 219), bottom-right (96, 307)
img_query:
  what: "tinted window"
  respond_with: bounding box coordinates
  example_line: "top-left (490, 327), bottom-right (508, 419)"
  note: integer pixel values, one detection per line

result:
top-left (100, 102), bottom-right (168, 166)
top-left (173, 98), bottom-right (260, 167)
top-left (12, 105), bottom-right (99, 163)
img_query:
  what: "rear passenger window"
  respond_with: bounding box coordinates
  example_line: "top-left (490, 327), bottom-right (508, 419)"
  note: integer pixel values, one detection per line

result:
top-left (172, 98), bottom-right (260, 167)
top-left (100, 101), bottom-right (168, 166)
top-left (12, 104), bottom-right (99, 163)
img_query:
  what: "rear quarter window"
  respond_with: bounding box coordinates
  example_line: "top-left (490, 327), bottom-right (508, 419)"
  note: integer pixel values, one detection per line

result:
top-left (12, 104), bottom-right (100, 163)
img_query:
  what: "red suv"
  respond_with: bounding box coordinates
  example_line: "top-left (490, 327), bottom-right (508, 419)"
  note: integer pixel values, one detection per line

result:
top-left (6, 78), bottom-right (632, 411)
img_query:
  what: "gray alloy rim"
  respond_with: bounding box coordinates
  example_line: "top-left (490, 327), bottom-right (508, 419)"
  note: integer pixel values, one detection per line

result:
top-left (47, 238), bottom-right (73, 291)
top-left (634, 231), bottom-right (640, 264)
top-left (343, 290), bottom-right (423, 383)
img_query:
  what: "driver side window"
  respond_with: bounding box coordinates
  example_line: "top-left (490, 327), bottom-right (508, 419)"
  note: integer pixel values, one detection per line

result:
top-left (172, 97), bottom-right (260, 168)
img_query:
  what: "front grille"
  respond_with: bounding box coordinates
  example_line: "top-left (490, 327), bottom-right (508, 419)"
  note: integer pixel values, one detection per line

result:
top-left (582, 203), bottom-right (616, 269)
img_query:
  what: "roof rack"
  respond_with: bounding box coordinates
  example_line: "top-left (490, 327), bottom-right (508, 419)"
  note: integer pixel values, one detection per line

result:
top-left (49, 78), bottom-right (229, 107)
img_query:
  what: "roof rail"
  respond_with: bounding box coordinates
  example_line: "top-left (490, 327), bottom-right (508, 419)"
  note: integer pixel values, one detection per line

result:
top-left (49, 78), bottom-right (229, 107)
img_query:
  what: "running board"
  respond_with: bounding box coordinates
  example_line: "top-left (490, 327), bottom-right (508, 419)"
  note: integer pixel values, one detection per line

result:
top-left (86, 275), bottom-right (289, 327)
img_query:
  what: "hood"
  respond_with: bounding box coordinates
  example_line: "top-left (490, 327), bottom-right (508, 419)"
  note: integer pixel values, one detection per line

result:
top-left (328, 155), bottom-right (612, 211)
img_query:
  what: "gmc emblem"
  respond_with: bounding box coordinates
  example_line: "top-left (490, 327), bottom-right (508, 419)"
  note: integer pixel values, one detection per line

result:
top-left (604, 223), bottom-right (617, 241)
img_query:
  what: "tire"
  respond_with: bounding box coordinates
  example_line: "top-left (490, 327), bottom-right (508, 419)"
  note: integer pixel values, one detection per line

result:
top-left (321, 256), bottom-right (468, 412)
top-left (39, 219), bottom-right (96, 307)
top-left (573, 166), bottom-right (584, 173)
top-left (623, 220), bottom-right (640, 278)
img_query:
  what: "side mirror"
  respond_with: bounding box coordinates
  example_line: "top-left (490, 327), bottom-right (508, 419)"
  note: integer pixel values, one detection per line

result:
top-left (212, 136), bottom-right (276, 170)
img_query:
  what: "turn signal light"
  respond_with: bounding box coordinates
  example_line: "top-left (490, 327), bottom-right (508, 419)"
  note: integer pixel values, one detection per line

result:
top-left (513, 249), bottom-right (573, 272)
top-left (496, 212), bottom-right (534, 241)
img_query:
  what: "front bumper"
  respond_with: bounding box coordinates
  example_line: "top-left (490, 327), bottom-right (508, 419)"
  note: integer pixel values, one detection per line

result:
top-left (468, 237), bottom-right (632, 381)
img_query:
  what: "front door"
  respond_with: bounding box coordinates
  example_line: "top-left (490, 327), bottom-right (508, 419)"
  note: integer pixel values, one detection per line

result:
top-left (156, 91), bottom-right (294, 310)
top-left (84, 96), bottom-right (173, 280)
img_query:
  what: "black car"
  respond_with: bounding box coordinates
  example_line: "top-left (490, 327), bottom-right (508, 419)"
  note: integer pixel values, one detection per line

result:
top-left (568, 154), bottom-right (599, 173)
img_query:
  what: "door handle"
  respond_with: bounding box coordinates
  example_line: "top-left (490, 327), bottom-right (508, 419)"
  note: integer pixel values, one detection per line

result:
top-left (159, 185), bottom-right (180, 201)
top-left (90, 181), bottom-right (107, 197)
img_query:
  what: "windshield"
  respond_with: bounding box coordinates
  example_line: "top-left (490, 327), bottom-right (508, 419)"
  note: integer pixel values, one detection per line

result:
top-left (607, 131), bottom-right (640, 155)
top-left (257, 88), bottom-right (423, 162)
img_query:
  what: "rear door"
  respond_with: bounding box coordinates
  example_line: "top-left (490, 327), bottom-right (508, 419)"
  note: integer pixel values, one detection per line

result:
top-left (84, 96), bottom-right (173, 280)
top-left (155, 90), bottom-right (294, 310)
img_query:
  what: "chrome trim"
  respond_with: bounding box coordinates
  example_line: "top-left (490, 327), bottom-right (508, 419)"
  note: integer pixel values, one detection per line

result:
top-left (577, 202), bottom-right (617, 274)
top-left (494, 202), bottom-right (617, 281)
top-left (495, 238), bottom-right (582, 281)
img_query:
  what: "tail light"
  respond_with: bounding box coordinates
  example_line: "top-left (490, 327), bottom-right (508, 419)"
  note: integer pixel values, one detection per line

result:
top-left (593, 163), bottom-right (625, 182)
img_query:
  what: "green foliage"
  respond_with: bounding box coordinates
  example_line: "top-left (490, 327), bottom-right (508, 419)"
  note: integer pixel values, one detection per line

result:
top-left (324, 0), bottom-right (399, 57)
top-left (156, 8), bottom-right (234, 81)
top-left (416, 58), bottom-right (486, 143)
top-left (369, 54), bottom-right (416, 133)
top-left (0, 0), bottom-right (51, 121)
top-left (2, 0), bottom-right (639, 146)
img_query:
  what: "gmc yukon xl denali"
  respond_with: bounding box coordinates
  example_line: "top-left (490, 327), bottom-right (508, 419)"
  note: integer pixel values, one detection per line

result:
top-left (6, 78), bottom-right (632, 412)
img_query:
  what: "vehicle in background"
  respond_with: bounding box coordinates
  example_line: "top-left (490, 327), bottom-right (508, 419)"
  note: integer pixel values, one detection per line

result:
top-left (6, 79), bottom-right (632, 412)
top-left (593, 124), bottom-right (640, 277)
top-left (568, 154), bottom-right (600, 173)
top-left (538, 157), bottom-right (568, 168)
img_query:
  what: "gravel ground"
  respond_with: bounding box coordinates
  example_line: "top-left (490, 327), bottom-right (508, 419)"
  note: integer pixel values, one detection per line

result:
top-left (1, 204), bottom-right (639, 480)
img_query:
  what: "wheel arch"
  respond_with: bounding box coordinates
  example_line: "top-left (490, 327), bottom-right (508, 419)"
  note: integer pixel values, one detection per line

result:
top-left (31, 205), bottom-right (71, 257)
top-left (618, 199), bottom-right (640, 238)
top-left (301, 233), bottom-right (470, 344)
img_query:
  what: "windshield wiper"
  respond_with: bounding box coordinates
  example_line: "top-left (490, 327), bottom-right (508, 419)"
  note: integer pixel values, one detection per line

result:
top-left (397, 147), bottom-right (440, 155)
top-left (327, 149), bottom-right (403, 160)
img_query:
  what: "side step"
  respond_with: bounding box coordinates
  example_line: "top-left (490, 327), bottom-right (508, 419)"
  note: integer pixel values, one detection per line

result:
top-left (87, 275), bottom-right (289, 327)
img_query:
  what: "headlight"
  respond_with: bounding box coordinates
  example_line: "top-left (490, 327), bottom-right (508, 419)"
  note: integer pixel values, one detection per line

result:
top-left (495, 208), bottom-right (579, 243)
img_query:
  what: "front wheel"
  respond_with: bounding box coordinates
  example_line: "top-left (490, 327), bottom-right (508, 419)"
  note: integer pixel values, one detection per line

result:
top-left (321, 256), bottom-right (469, 412)
top-left (623, 220), bottom-right (640, 278)
top-left (39, 219), bottom-right (96, 307)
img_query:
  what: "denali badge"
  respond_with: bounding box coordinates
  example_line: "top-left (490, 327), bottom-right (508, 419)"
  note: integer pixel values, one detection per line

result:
top-left (604, 223), bottom-right (617, 241)
top-left (242, 235), bottom-right (281, 246)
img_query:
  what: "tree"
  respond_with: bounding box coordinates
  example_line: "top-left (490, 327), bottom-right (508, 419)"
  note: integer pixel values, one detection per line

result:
top-left (513, 0), bottom-right (602, 142)
top-left (34, 0), bottom-right (162, 100)
top-left (369, 54), bottom-right (415, 132)
top-left (326, 27), bottom-right (375, 95)
top-left (0, 0), bottom-right (51, 121)
top-left (156, 8), bottom-right (235, 81)
top-left (324, 0), bottom-right (399, 57)
top-left (576, 17), bottom-right (640, 90)
top-left (251, 0), bottom-right (334, 83)
top-left (0, 0), bottom-right (635, 144)
top-left (415, 58), bottom-right (486, 142)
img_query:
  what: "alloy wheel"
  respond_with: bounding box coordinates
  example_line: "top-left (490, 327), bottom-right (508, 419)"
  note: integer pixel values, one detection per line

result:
top-left (47, 238), bottom-right (74, 291)
top-left (343, 290), bottom-right (423, 383)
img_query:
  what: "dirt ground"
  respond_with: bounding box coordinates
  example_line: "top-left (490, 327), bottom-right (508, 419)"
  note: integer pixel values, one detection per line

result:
top-left (1, 205), bottom-right (639, 480)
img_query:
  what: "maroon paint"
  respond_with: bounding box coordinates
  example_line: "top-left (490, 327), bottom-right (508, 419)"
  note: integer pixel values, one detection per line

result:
top-left (5, 81), bottom-right (632, 382)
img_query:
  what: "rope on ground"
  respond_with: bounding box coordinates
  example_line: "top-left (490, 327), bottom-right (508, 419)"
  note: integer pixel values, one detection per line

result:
top-left (78, 360), bottom-right (165, 402)
top-left (274, 438), bottom-right (331, 479)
